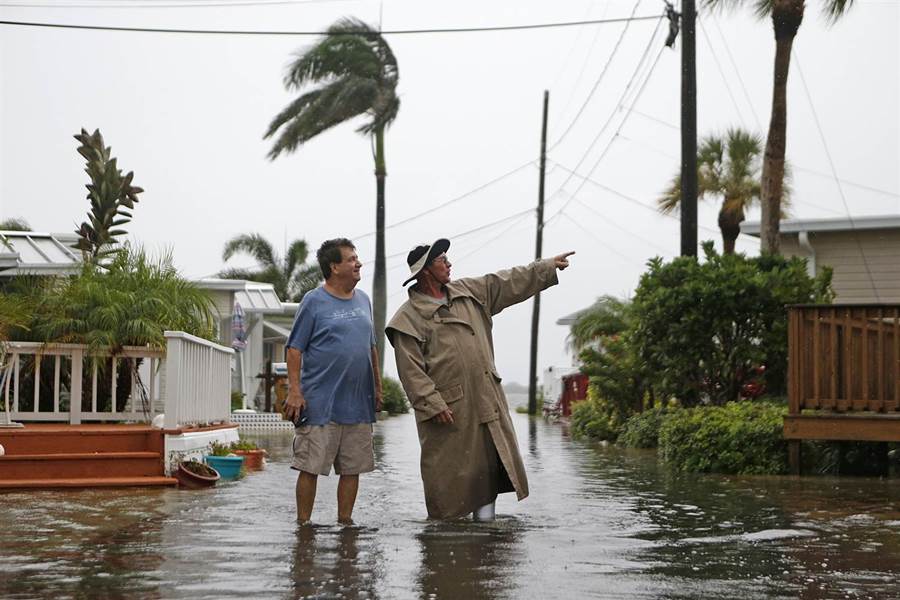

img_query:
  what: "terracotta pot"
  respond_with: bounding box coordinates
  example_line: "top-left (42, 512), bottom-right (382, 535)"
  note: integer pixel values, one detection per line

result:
top-left (175, 460), bottom-right (220, 489)
top-left (233, 449), bottom-right (266, 471)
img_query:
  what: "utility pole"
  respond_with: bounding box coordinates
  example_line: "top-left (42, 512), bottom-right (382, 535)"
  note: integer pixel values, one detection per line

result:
top-left (680, 0), bottom-right (698, 257)
top-left (528, 90), bottom-right (549, 416)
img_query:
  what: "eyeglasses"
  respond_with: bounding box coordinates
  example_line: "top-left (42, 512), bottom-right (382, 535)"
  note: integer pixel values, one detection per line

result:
top-left (431, 254), bottom-right (450, 265)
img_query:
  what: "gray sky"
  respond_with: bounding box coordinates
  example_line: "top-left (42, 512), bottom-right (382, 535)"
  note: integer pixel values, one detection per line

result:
top-left (1, 0), bottom-right (898, 384)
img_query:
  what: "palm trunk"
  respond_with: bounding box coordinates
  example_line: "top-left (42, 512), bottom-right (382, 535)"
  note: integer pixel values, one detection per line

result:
top-left (717, 203), bottom-right (744, 256)
top-left (759, 0), bottom-right (803, 255)
top-left (373, 126), bottom-right (387, 374)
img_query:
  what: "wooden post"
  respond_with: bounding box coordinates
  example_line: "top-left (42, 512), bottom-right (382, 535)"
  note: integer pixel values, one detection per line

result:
top-left (680, 0), bottom-right (698, 257)
top-left (528, 90), bottom-right (549, 416)
top-left (788, 440), bottom-right (801, 475)
top-left (264, 360), bottom-right (273, 413)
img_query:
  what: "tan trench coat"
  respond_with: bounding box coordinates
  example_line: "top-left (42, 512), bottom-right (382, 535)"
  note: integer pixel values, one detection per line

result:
top-left (386, 259), bottom-right (558, 518)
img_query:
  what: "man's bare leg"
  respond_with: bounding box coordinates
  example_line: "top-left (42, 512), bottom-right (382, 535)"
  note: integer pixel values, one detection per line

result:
top-left (296, 471), bottom-right (318, 523)
top-left (337, 474), bottom-right (359, 524)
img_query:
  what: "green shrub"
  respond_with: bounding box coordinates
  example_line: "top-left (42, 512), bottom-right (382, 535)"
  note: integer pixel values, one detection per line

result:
top-left (231, 391), bottom-right (245, 411)
top-left (619, 406), bottom-right (671, 449)
top-left (208, 440), bottom-right (233, 456)
top-left (658, 400), bottom-right (788, 474)
top-left (230, 438), bottom-right (260, 452)
top-left (382, 376), bottom-right (409, 414)
top-left (15, 247), bottom-right (215, 351)
top-left (631, 243), bottom-right (832, 407)
top-left (570, 388), bottom-right (624, 442)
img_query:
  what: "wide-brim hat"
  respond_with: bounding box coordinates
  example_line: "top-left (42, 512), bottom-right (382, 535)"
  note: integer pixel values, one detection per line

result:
top-left (402, 238), bottom-right (450, 286)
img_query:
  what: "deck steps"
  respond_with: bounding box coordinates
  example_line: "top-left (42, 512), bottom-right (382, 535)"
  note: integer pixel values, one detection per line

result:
top-left (0, 424), bottom-right (169, 490)
top-left (0, 476), bottom-right (177, 489)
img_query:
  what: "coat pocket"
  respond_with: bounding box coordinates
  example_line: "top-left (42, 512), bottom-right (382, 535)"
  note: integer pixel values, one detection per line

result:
top-left (438, 383), bottom-right (464, 405)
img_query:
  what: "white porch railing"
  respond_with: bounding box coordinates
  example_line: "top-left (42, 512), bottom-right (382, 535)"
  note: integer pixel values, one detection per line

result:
top-left (0, 331), bottom-right (233, 428)
top-left (162, 331), bottom-right (233, 429)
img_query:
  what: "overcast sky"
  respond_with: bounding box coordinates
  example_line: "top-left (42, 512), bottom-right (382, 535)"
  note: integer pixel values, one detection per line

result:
top-left (1, 0), bottom-right (898, 384)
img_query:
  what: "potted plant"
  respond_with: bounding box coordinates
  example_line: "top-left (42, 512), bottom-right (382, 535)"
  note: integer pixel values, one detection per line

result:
top-left (204, 440), bottom-right (244, 480)
top-left (230, 438), bottom-right (267, 471)
top-left (174, 459), bottom-right (220, 489)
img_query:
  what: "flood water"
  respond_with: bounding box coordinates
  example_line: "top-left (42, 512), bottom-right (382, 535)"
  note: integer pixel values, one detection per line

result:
top-left (2, 411), bottom-right (899, 599)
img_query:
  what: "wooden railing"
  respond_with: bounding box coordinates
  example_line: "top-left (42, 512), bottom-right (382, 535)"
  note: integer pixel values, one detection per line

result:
top-left (0, 332), bottom-right (233, 428)
top-left (788, 304), bottom-right (900, 415)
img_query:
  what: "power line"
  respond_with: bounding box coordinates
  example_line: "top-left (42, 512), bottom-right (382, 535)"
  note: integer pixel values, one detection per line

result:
top-left (0, 0), bottom-right (351, 8)
top-left (793, 166), bottom-right (899, 199)
top-left (793, 49), bottom-right (880, 301)
top-left (352, 159), bottom-right (536, 241)
top-left (544, 22), bottom-right (665, 212)
top-left (549, 0), bottom-right (651, 149)
top-left (0, 13), bottom-right (665, 35)
top-left (698, 16), bottom-right (747, 129)
top-left (571, 196), bottom-right (671, 253)
top-left (361, 207), bottom-right (536, 268)
top-left (710, 15), bottom-right (762, 131)
top-left (557, 212), bottom-right (645, 267)
top-left (549, 159), bottom-right (750, 241)
top-left (627, 109), bottom-right (899, 198)
top-left (546, 41), bottom-right (666, 225)
top-left (549, 1), bottom-right (609, 121)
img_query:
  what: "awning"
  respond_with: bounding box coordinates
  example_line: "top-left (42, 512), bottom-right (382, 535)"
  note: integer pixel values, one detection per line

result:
top-left (263, 320), bottom-right (291, 341)
top-left (0, 231), bottom-right (81, 276)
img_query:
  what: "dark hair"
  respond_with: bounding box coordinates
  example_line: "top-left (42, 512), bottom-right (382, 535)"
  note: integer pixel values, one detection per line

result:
top-left (316, 238), bottom-right (356, 280)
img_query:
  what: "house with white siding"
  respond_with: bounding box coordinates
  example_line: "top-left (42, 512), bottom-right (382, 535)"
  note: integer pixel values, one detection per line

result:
top-left (741, 215), bottom-right (900, 303)
top-left (193, 278), bottom-right (292, 407)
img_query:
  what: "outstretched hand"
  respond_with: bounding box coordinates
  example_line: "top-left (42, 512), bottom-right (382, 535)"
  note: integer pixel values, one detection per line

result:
top-left (553, 251), bottom-right (575, 270)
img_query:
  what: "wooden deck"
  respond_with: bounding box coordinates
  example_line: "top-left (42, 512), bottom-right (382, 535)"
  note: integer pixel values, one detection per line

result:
top-left (0, 424), bottom-right (177, 490)
top-left (786, 304), bottom-right (900, 473)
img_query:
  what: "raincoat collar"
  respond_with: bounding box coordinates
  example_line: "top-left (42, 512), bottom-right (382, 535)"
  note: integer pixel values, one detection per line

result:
top-left (407, 282), bottom-right (478, 317)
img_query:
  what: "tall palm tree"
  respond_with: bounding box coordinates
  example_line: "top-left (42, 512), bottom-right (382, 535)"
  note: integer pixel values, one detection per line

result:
top-left (705, 0), bottom-right (854, 254)
top-left (220, 233), bottom-right (322, 302)
top-left (264, 17), bottom-right (399, 371)
top-left (659, 128), bottom-right (789, 254)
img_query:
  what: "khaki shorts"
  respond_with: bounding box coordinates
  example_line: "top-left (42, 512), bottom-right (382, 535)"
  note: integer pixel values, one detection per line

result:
top-left (291, 422), bottom-right (375, 476)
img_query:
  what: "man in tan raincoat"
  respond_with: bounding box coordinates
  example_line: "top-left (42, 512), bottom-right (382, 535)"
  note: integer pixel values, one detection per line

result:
top-left (386, 238), bottom-right (574, 519)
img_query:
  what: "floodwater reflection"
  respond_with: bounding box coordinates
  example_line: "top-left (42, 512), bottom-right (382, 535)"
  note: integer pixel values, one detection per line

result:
top-left (289, 525), bottom-right (381, 599)
top-left (1, 412), bottom-right (898, 599)
top-left (417, 519), bottom-right (523, 599)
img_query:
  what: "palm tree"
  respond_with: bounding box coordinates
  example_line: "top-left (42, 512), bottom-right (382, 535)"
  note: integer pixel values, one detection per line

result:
top-left (568, 295), bottom-right (631, 351)
top-left (220, 233), bottom-right (322, 302)
top-left (264, 17), bottom-right (399, 371)
top-left (659, 128), bottom-right (789, 254)
top-left (705, 0), bottom-right (854, 254)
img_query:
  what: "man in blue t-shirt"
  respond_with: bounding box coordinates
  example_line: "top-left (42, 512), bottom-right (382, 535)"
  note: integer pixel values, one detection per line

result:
top-left (284, 238), bottom-right (382, 525)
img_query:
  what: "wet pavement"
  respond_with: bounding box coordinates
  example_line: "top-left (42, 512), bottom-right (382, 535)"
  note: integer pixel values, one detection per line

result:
top-left (1, 411), bottom-right (899, 599)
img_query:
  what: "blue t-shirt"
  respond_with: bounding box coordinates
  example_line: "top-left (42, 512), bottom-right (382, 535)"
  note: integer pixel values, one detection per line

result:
top-left (287, 286), bottom-right (376, 425)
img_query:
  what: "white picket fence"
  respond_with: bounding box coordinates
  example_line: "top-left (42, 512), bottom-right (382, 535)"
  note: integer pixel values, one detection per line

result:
top-left (0, 331), bottom-right (233, 428)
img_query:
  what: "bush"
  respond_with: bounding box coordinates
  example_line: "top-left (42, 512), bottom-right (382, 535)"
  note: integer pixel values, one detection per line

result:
top-left (230, 438), bottom-right (260, 452)
top-left (231, 391), bottom-right (245, 411)
top-left (9, 247), bottom-right (215, 350)
top-left (382, 376), bottom-right (409, 414)
top-left (631, 243), bottom-right (832, 407)
top-left (619, 406), bottom-right (670, 449)
top-left (570, 387), bottom-right (624, 442)
top-left (658, 400), bottom-right (788, 474)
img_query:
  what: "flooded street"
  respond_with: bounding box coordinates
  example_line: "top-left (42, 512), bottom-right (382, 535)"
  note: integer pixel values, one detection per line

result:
top-left (2, 411), bottom-right (899, 599)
